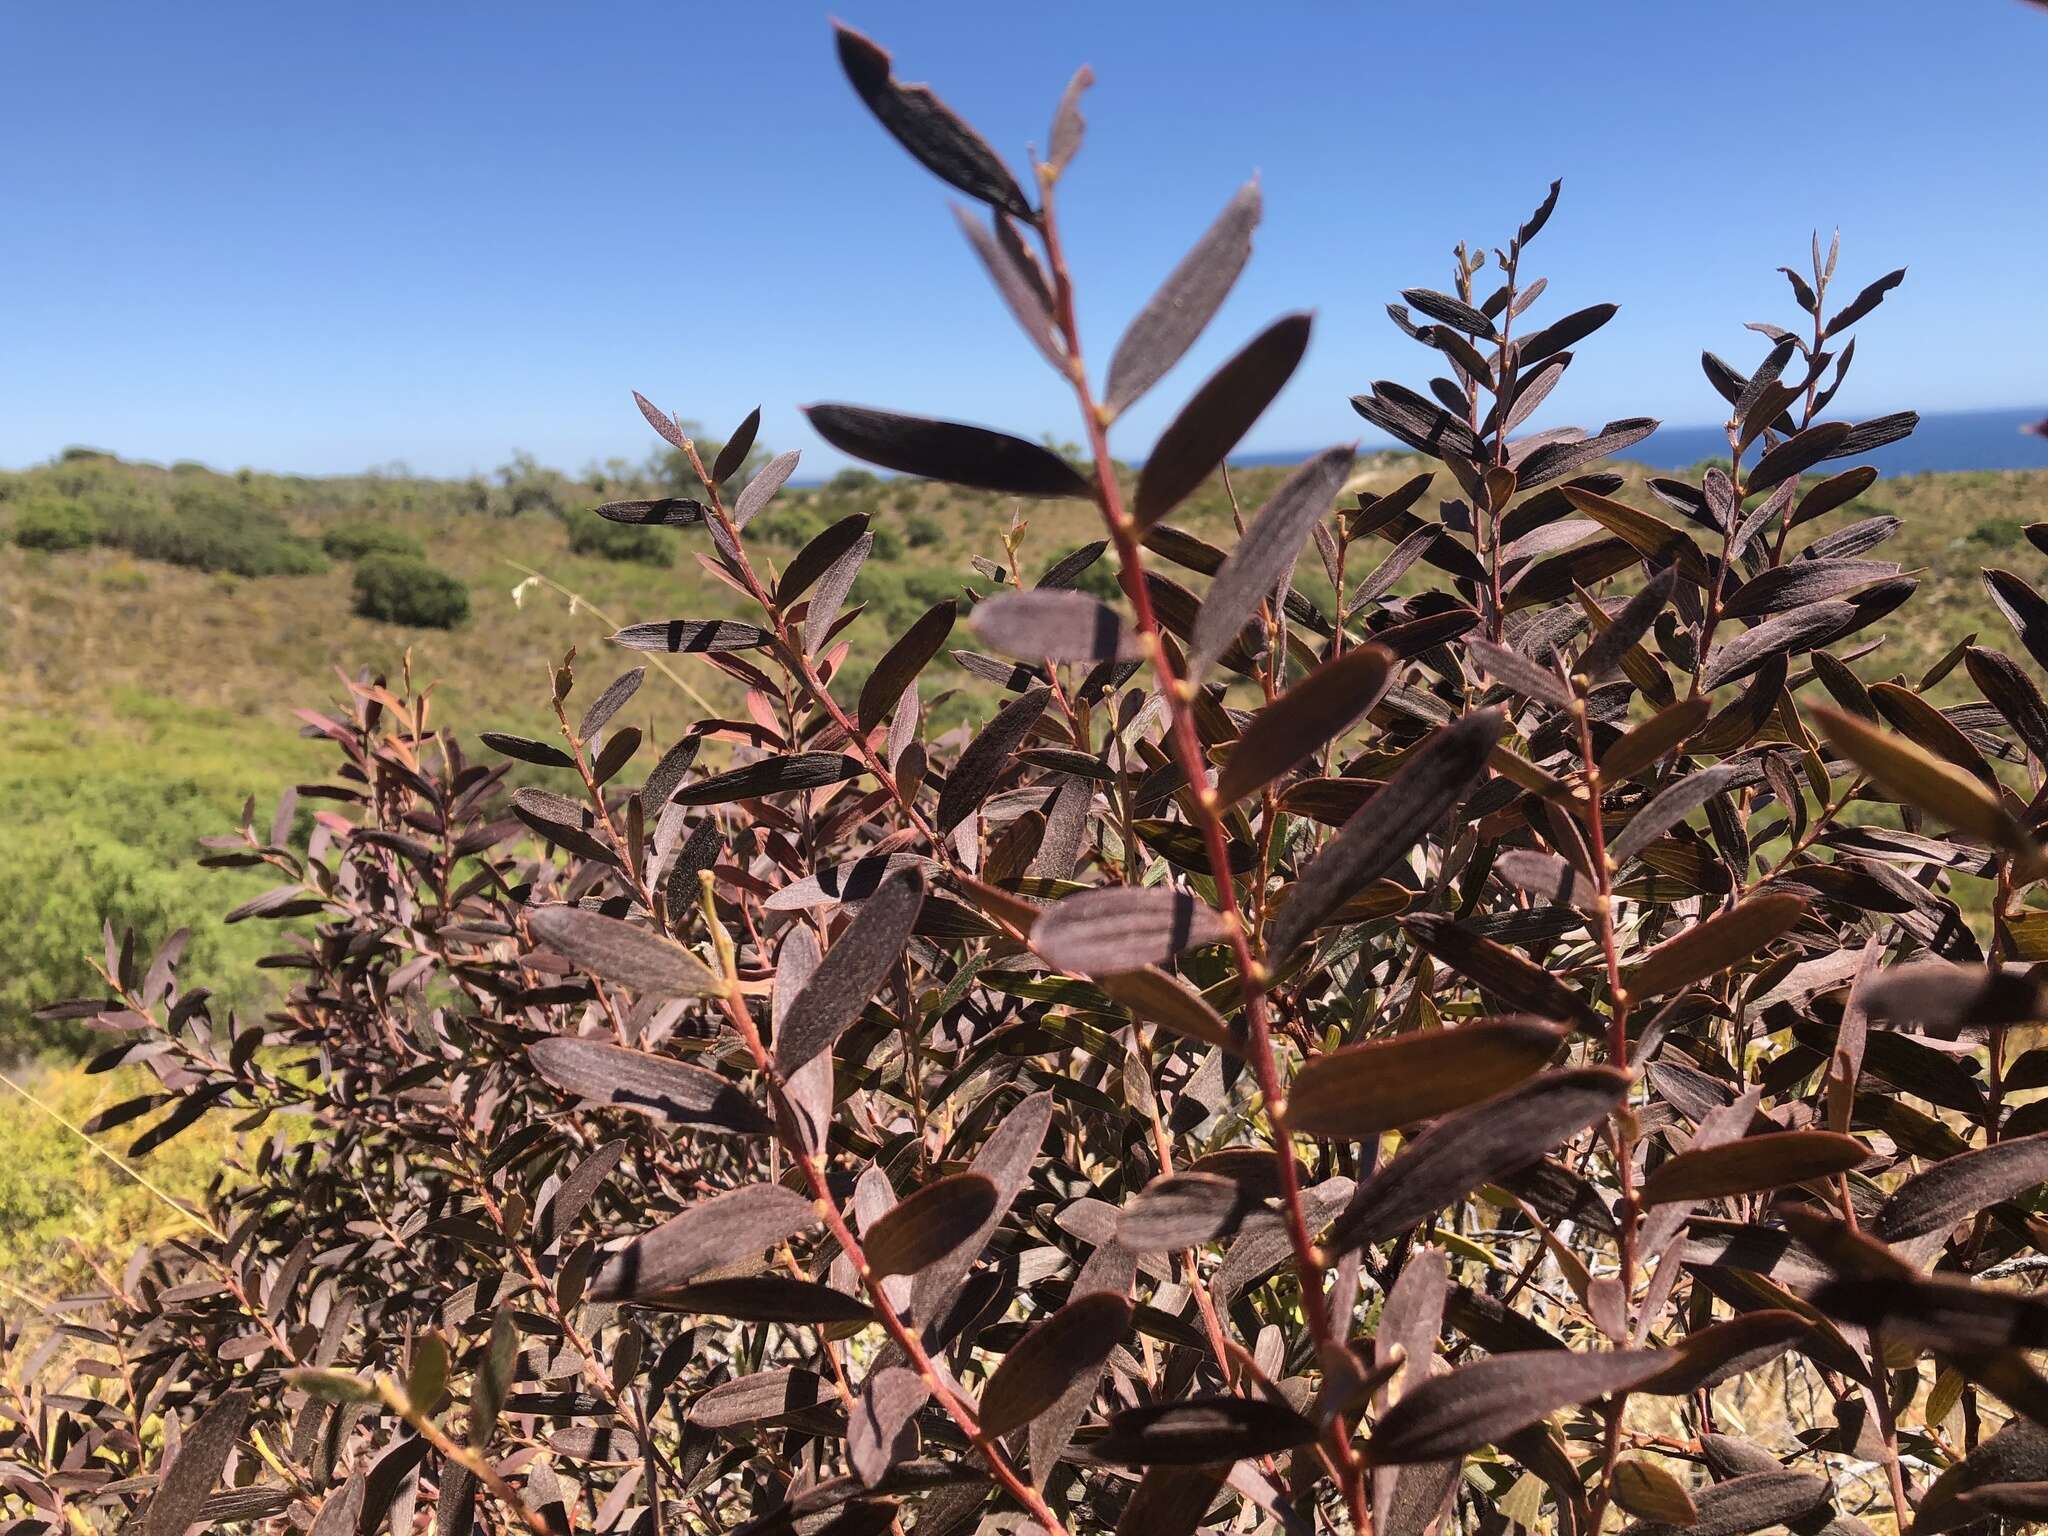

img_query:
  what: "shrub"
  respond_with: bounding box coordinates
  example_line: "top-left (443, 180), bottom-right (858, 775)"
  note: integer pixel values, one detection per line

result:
top-left (351, 552), bottom-right (470, 627)
top-left (1970, 515), bottom-right (2027, 547)
top-left (321, 521), bottom-right (424, 561)
top-left (755, 499), bottom-right (829, 547)
top-left (11, 27), bottom-right (2034, 1536)
top-left (10, 497), bottom-right (98, 551)
top-left (565, 512), bottom-right (670, 564)
top-left (96, 485), bottom-right (328, 576)
top-left (904, 509), bottom-right (945, 546)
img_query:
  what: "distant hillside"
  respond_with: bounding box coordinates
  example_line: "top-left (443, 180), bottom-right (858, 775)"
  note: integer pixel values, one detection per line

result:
top-left (3, 443), bottom-right (2045, 1050)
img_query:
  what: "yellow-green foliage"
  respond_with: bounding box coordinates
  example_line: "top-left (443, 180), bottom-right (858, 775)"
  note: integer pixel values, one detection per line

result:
top-left (0, 1062), bottom-right (237, 1296)
top-left (0, 705), bottom-right (303, 1056)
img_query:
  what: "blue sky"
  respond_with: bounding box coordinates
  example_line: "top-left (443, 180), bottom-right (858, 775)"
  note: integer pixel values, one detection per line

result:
top-left (3, 1), bottom-right (2043, 478)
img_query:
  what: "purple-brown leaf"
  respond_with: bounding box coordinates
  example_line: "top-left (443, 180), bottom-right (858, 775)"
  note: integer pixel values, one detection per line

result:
top-left (527, 906), bottom-right (721, 998)
top-left (1133, 312), bottom-right (1312, 529)
top-left (528, 1038), bottom-right (771, 1136)
top-left (1287, 1019), bottom-right (1568, 1139)
top-left (1033, 885), bottom-right (1230, 977)
top-left (774, 868), bottom-right (927, 1073)
top-left (588, 1183), bottom-right (818, 1302)
top-left (1105, 182), bottom-right (1261, 415)
top-left (805, 404), bottom-right (1091, 499)
top-left (1327, 1068), bottom-right (1630, 1253)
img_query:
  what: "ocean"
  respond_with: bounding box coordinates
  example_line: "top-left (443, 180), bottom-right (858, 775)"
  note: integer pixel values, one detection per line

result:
top-left (1233, 405), bottom-right (2048, 478)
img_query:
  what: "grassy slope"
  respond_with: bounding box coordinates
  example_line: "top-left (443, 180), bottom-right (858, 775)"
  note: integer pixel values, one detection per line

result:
top-left (1, 449), bottom-right (2044, 1287)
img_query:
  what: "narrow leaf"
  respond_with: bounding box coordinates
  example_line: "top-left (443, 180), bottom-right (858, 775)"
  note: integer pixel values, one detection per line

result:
top-left (859, 600), bottom-right (956, 732)
top-left (765, 854), bottom-right (935, 912)
top-left (712, 407), bottom-right (760, 483)
top-left (805, 403), bottom-right (1091, 498)
top-left (1876, 1134), bottom-right (2048, 1249)
top-left (1609, 762), bottom-right (1745, 864)
top-left (1364, 1348), bottom-right (1675, 1465)
top-left (977, 1292), bottom-right (1133, 1438)
top-left (1134, 312), bottom-right (1312, 529)
top-left (1287, 1019), bottom-right (1568, 1138)
top-left (1105, 182), bottom-right (1261, 414)
top-left (528, 906), bottom-right (722, 998)
top-left (1265, 708), bottom-right (1505, 963)
top-left (1093, 1396), bottom-right (1316, 1466)
top-left (937, 686), bottom-right (1052, 830)
top-left (611, 619), bottom-right (773, 654)
top-left (639, 1277), bottom-right (872, 1325)
top-left (687, 1368), bottom-right (832, 1430)
top-left (734, 449), bottom-right (802, 526)
top-left (1217, 643), bottom-right (1394, 806)
top-left (1622, 893), bottom-right (1808, 1000)
top-left (1033, 885), bottom-right (1230, 977)
top-left (1099, 966), bottom-right (1240, 1053)
top-left (1813, 703), bottom-right (2038, 862)
top-left (955, 206), bottom-right (1063, 367)
top-left (1619, 1470), bottom-right (1829, 1536)
top-left (144, 1389), bottom-right (252, 1536)
top-left (864, 1172), bottom-right (999, 1278)
top-left (834, 25), bottom-right (1032, 218)
top-left (528, 1038), bottom-right (770, 1135)
top-left (589, 1184), bottom-right (818, 1302)
top-left (1701, 602), bottom-right (1855, 691)
top-left (1116, 1172), bottom-right (1256, 1252)
top-left (774, 869), bottom-right (927, 1073)
top-left (673, 752), bottom-right (864, 806)
top-left (1189, 445), bottom-right (1356, 678)
top-left (1328, 1068), bottom-right (1629, 1253)
top-left (970, 589), bottom-right (1140, 662)
top-left (1640, 1130), bottom-right (1869, 1206)
top-left (803, 531), bottom-right (872, 652)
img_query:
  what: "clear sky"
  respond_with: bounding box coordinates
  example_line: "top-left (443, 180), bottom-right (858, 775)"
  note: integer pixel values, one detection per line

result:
top-left (3, 1), bottom-right (2043, 478)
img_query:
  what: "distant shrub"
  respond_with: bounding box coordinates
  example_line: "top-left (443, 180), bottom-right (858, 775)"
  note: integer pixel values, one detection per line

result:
top-left (94, 486), bottom-right (328, 577)
top-left (351, 553), bottom-right (470, 627)
top-left (497, 451), bottom-right (568, 517)
top-left (1068, 553), bottom-right (1122, 602)
top-left (566, 514), bottom-right (670, 564)
top-left (870, 523), bottom-right (903, 561)
top-left (1970, 515), bottom-right (2027, 547)
top-left (904, 510), bottom-right (945, 547)
top-left (757, 502), bottom-right (829, 547)
top-left (12, 498), bottom-right (98, 552)
top-left (322, 522), bottom-right (424, 561)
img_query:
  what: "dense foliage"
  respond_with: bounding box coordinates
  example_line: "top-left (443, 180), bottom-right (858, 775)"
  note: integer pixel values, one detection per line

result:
top-left (566, 513), bottom-right (674, 566)
top-left (322, 522), bottom-right (426, 563)
top-left (351, 552), bottom-right (472, 629)
top-left (14, 25), bottom-right (2048, 1536)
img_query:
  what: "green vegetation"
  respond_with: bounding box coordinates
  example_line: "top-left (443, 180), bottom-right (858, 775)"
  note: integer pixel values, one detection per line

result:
top-left (0, 1061), bottom-right (241, 1294)
top-left (564, 512), bottom-right (671, 563)
top-left (320, 520), bottom-right (423, 560)
top-left (10, 496), bottom-right (97, 551)
top-left (351, 551), bottom-right (472, 627)
top-left (1969, 514), bottom-right (2029, 548)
